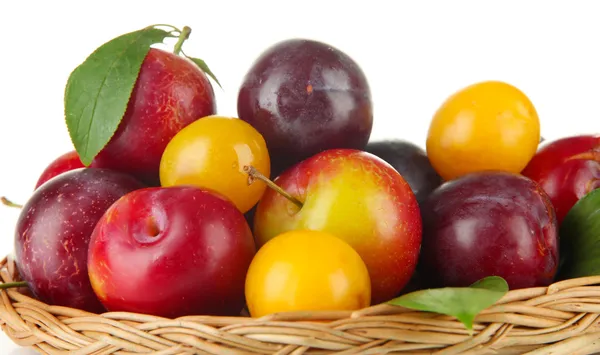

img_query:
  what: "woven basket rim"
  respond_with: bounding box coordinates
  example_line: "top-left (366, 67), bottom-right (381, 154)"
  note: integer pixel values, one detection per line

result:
top-left (2, 254), bottom-right (600, 354)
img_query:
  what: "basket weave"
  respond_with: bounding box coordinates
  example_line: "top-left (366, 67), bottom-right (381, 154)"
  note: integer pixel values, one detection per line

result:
top-left (2, 255), bottom-right (600, 355)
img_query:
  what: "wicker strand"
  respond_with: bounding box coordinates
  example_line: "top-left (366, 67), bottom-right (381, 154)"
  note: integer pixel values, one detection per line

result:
top-left (2, 255), bottom-right (600, 354)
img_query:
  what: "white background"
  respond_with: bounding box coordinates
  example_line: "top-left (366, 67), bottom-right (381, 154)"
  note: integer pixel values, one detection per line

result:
top-left (1, 0), bottom-right (599, 353)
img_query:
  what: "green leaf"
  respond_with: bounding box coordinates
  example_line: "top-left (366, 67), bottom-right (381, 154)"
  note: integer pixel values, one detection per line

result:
top-left (470, 276), bottom-right (508, 292)
top-left (64, 26), bottom-right (177, 165)
top-left (186, 56), bottom-right (222, 89)
top-left (387, 276), bottom-right (509, 332)
top-left (558, 188), bottom-right (600, 279)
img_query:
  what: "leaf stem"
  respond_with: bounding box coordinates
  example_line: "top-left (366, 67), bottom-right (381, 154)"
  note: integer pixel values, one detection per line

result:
top-left (173, 26), bottom-right (192, 55)
top-left (0, 281), bottom-right (28, 290)
top-left (1, 196), bottom-right (23, 209)
top-left (244, 166), bottom-right (304, 209)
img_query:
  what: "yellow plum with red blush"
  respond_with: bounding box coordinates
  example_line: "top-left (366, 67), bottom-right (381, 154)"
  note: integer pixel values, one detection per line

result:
top-left (252, 148), bottom-right (422, 304)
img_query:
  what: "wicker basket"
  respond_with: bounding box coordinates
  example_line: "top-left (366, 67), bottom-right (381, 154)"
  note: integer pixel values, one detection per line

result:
top-left (2, 255), bottom-right (600, 355)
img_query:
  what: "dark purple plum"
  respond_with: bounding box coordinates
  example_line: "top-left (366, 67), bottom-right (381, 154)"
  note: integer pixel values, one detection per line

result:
top-left (237, 38), bottom-right (373, 175)
top-left (364, 140), bottom-right (443, 206)
top-left (14, 168), bottom-right (145, 313)
top-left (418, 171), bottom-right (559, 290)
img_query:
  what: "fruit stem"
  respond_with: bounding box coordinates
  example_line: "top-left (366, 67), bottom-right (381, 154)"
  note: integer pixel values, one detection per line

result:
top-left (244, 166), bottom-right (304, 209)
top-left (1, 196), bottom-right (23, 209)
top-left (0, 281), bottom-right (27, 290)
top-left (173, 26), bottom-right (191, 55)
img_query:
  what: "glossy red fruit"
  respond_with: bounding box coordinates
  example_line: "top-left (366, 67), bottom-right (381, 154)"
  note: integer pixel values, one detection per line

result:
top-left (521, 134), bottom-right (600, 224)
top-left (92, 48), bottom-right (216, 185)
top-left (237, 39), bottom-right (373, 175)
top-left (87, 186), bottom-right (257, 318)
top-left (253, 148), bottom-right (422, 304)
top-left (14, 168), bottom-right (145, 313)
top-left (419, 171), bottom-right (559, 290)
top-left (35, 150), bottom-right (85, 189)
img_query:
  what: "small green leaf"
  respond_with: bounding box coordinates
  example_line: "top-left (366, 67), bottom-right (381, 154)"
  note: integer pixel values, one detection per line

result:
top-left (387, 276), bottom-right (508, 332)
top-left (470, 275), bottom-right (508, 292)
top-left (186, 56), bottom-right (222, 89)
top-left (558, 188), bottom-right (600, 279)
top-left (64, 26), bottom-right (177, 165)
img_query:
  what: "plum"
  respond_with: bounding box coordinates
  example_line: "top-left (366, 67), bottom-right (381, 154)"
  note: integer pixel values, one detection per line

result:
top-left (252, 148), bottom-right (422, 304)
top-left (14, 168), bottom-right (145, 313)
top-left (237, 39), bottom-right (373, 176)
top-left (88, 186), bottom-right (257, 318)
top-left (92, 48), bottom-right (216, 185)
top-left (521, 134), bottom-right (600, 224)
top-left (364, 140), bottom-right (443, 206)
top-left (418, 171), bottom-right (559, 290)
top-left (35, 150), bottom-right (85, 189)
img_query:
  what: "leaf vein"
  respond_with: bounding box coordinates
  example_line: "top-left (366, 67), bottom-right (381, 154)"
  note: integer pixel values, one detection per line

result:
top-left (82, 30), bottom-right (148, 158)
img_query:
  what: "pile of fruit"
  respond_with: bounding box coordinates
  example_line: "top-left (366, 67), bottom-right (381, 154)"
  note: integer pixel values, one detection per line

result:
top-left (3, 24), bottom-right (600, 324)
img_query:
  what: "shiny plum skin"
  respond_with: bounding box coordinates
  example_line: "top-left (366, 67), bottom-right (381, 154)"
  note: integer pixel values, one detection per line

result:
top-left (14, 168), bottom-right (145, 313)
top-left (87, 186), bottom-right (257, 318)
top-left (521, 134), bottom-right (600, 224)
top-left (419, 171), bottom-right (559, 290)
top-left (35, 150), bottom-right (85, 189)
top-left (364, 140), bottom-right (443, 206)
top-left (529, 159), bottom-right (600, 224)
top-left (92, 48), bottom-right (216, 185)
top-left (253, 148), bottom-right (422, 304)
top-left (237, 39), bottom-right (373, 176)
